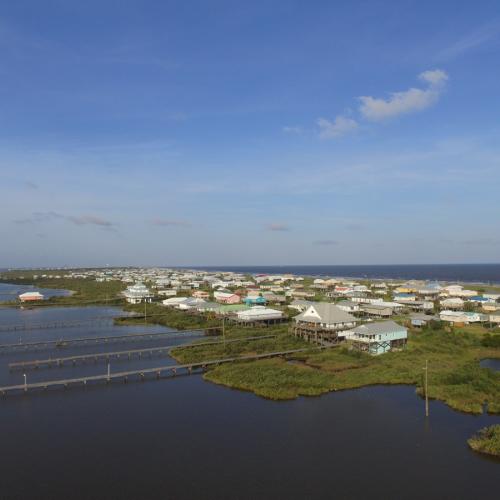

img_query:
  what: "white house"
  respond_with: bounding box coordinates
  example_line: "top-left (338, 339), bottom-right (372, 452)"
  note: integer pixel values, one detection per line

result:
top-left (236, 306), bottom-right (283, 322)
top-left (294, 303), bottom-right (356, 331)
top-left (123, 283), bottom-right (153, 304)
top-left (162, 297), bottom-right (189, 308)
top-left (440, 297), bottom-right (464, 309)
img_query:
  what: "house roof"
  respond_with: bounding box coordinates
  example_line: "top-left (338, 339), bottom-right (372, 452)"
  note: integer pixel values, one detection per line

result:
top-left (349, 320), bottom-right (406, 336)
top-left (296, 303), bottom-right (355, 324)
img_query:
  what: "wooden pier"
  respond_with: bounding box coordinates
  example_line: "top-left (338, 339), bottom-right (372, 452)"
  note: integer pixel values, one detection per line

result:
top-left (0, 314), bottom-right (144, 333)
top-left (0, 329), bottom-right (215, 354)
top-left (0, 346), bottom-right (323, 396)
top-left (8, 334), bottom-right (277, 370)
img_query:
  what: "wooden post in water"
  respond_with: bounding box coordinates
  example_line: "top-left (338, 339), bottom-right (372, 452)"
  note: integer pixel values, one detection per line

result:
top-left (423, 359), bottom-right (429, 417)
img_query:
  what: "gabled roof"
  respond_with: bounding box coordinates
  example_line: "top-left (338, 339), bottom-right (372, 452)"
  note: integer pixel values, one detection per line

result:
top-left (349, 320), bottom-right (406, 336)
top-left (296, 303), bottom-right (355, 324)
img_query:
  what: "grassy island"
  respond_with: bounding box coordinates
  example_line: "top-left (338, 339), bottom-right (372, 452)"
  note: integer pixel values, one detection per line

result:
top-left (468, 425), bottom-right (500, 458)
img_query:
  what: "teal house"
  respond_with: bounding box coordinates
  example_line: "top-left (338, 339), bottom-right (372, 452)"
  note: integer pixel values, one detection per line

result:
top-left (243, 296), bottom-right (267, 306)
top-left (345, 320), bottom-right (407, 355)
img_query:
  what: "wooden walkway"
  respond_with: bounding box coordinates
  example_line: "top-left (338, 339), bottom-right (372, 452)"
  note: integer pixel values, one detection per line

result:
top-left (0, 330), bottom-right (206, 353)
top-left (0, 346), bottom-right (322, 395)
top-left (0, 315), bottom-right (144, 333)
top-left (8, 335), bottom-right (277, 370)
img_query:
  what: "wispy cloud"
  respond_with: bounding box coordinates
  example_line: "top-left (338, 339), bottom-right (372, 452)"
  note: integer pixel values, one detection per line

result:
top-left (461, 238), bottom-right (500, 246)
top-left (66, 215), bottom-right (114, 227)
top-left (283, 126), bottom-right (303, 135)
top-left (23, 180), bottom-right (38, 190)
top-left (13, 212), bottom-right (115, 229)
top-left (313, 239), bottom-right (338, 246)
top-left (317, 116), bottom-right (358, 139)
top-left (266, 223), bottom-right (290, 232)
top-left (152, 218), bottom-right (191, 227)
top-left (359, 70), bottom-right (448, 121)
top-left (436, 22), bottom-right (500, 61)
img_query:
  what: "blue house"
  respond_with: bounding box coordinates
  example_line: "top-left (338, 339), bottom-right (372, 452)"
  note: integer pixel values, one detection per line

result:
top-left (346, 320), bottom-right (408, 355)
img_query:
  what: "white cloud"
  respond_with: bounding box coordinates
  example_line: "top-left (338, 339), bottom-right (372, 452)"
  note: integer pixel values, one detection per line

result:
top-left (359, 69), bottom-right (448, 121)
top-left (419, 69), bottom-right (448, 86)
top-left (317, 116), bottom-right (358, 139)
top-left (283, 126), bottom-right (303, 134)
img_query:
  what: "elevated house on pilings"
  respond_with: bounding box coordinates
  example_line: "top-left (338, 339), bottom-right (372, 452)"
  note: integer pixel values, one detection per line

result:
top-left (344, 320), bottom-right (408, 355)
top-left (291, 303), bottom-right (357, 345)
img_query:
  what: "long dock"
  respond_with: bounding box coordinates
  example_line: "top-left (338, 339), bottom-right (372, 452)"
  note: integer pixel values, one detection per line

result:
top-left (8, 335), bottom-right (277, 370)
top-left (0, 329), bottom-right (209, 354)
top-left (0, 346), bottom-right (322, 395)
top-left (0, 314), bottom-right (144, 333)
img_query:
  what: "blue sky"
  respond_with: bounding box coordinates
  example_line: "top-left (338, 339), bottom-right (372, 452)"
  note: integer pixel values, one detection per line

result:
top-left (1, 0), bottom-right (499, 267)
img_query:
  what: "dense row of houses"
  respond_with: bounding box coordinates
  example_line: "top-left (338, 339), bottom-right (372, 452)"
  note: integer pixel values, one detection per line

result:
top-left (18, 267), bottom-right (499, 354)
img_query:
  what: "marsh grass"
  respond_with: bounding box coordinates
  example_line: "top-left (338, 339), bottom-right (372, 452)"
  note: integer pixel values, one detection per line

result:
top-left (468, 425), bottom-right (500, 457)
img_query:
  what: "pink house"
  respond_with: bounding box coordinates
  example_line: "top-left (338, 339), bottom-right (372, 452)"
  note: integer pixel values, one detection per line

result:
top-left (214, 291), bottom-right (241, 304)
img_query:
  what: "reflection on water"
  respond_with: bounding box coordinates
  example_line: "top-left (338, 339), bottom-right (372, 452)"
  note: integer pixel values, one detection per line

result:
top-left (0, 305), bottom-right (499, 500)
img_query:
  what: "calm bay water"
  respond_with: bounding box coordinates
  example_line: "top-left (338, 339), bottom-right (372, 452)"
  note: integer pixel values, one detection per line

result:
top-left (0, 282), bottom-right (71, 302)
top-left (192, 264), bottom-right (500, 284)
top-left (0, 306), bottom-right (499, 499)
top-left (481, 358), bottom-right (500, 372)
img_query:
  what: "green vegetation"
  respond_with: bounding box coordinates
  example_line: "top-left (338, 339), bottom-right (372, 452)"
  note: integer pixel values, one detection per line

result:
top-left (0, 271), bottom-right (126, 307)
top-left (468, 425), bottom-right (500, 458)
top-left (172, 322), bottom-right (500, 414)
top-left (482, 334), bottom-right (500, 348)
top-left (2, 271), bottom-right (500, 419)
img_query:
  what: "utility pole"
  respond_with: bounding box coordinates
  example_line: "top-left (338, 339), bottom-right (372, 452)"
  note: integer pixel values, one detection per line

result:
top-left (222, 316), bottom-right (226, 347)
top-left (423, 359), bottom-right (429, 417)
top-left (107, 362), bottom-right (111, 382)
top-left (144, 300), bottom-right (147, 324)
top-left (23, 373), bottom-right (27, 392)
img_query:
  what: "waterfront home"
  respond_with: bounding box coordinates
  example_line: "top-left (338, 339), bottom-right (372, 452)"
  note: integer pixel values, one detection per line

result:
top-left (243, 296), bottom-right (267, 306)
top-left (442, 286), bottom-right (477, 298)
top-left (410, 313), bottom-right (438, 327)
top-left (262, 292), bottom-right (286, 304)
top-left (484, 293), bottom-right (500, 301)
top-left (177, 298), bottom-right (206, 310)
top-left (192, 290), bottom-right (210, 299)
top-left (162, 297), bottom-right (190, 308)
top-left (361, 303), bottom-right (393, 318)
top-left (236, 306), bottom-right (284, 323)
top-left (337, 300), bottom-right (361, 313)
top-left (393, 293), bottom-right (416, 303)
top-left (292, 303), bottom-right (356, 344)
top-left (18, 291), bottom-right (44, 302)
top-left (345, 321), bottom-right (408, 355)
top-left (482, 303), bottom-right (500, 313)
top-left (440, 297), bottom-right (464, 309)
top-left (158, 289), bottom-right (177, 297)
top-left (468, 295), bottom-right (495, 304)
top-left (288, 299), bottom-right (314, 312)
top-left (489, 313), bottom-right (500, 324)
top-left (439, 310), bottom-right (489, 325)
top-left (213, 291), bottom-right (241, 304)
top-left (123, 283), bottom-right (153, 304)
